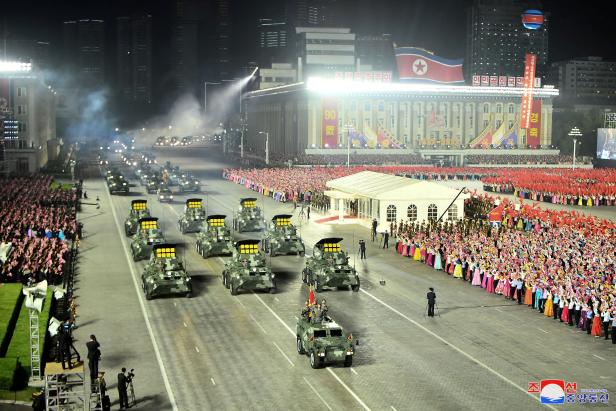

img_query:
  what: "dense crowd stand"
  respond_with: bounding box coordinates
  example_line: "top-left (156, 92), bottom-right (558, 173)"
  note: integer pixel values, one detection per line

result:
top-left (483, 168), bottom-right (616, 206)
top-left (394, 195), bottom-right (616, 342)
top-left (464, 154), bottom-right (579, 165)
top-left (0, 175), bottom-right (79, 284)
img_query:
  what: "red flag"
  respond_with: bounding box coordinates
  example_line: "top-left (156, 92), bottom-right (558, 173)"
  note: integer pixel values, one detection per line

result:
top-left (308, 286), bottom-right (315, 306)
top-left (394, 47), bottom-right (464, 84)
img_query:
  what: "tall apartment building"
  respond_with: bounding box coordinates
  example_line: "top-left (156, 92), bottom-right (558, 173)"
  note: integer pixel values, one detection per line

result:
top-left (171, 0), bottom-right (204, 93)
top-left (257, 18), bottom-right (288, 66)
top-left (116, 15), bottom-right (152, 104)
top-left (214, 0), bottom-right (232, 80)
top-left (356, 34), bottom-right (394, 71)
top-left (550, 57), bottom-right (616, 102)
top-left (466, 0), bottom-right (548, 82)
top-left (295, 27), bottom-right (355, 80)
top-left (63, 19), bottom-right (106, 87)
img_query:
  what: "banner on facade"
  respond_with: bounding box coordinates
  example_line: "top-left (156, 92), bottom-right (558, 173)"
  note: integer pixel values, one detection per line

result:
top-left (321, 99), bottom-right (338, 148)
top-left (526, 99), bottom-right (542, 147)
top-left (520, 53), bottom-right (537, 129)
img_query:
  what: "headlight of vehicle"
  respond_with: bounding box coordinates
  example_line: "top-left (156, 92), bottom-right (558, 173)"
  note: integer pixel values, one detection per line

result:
top-left (169, 195), bottom-right (173, 199)
top-left (123, 182), bottom-right (127, 186)
top-left (159, 196), bottom-right (163, 199)
top-left (252, 268), bottom-right (257, 272)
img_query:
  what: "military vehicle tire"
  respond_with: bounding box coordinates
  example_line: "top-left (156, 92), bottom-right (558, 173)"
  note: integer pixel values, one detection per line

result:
top-left (344, 355), bottom-right (353, 367)
top-left (296, 337), bottom-right (305, 354)
top-left (310, 351), bottom-right (322, 369)
top-left (185, 292), bottom-right (192, 298)
top-left (352, 280), bottom-right (360, 292)
top-left (269, 286), bottom-right (276, 294)
top-left (299, 251), bottom-right (305, 257)
top-left (131, 248), bottom-right (138, 262)
top-left (230, 281), bottom-right (238, 295)
top-left (124, 226), bottom-right (130, 237)
top-left (145, 290), bottom-right (152, 300)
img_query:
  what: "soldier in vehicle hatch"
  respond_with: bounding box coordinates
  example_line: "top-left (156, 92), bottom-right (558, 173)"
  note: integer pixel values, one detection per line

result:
top-left (301, 300), bottom-right (311, 320)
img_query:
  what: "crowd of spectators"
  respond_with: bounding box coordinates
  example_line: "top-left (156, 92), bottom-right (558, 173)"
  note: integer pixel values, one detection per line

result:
top-left (483, 168), bottom-right (616, 206)
top-left (394, 194), bottom-right (616, 341)
top-left (289, 154), bottom-right (429, 166)
top-left (464, 154), bottom-right (580, 165)
top-left (0, 175), bottom-right (79, 284)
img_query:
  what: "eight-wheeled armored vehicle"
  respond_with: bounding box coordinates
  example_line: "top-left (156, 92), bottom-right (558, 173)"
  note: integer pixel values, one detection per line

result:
top-left (221, 240), bottom-right (275, 295)
top-left (177, 198), bottom-right (206, 234)
top-left (302, 238), bottom-right (360, 292)
top-left (131, 217), bottom-right (165, 261)
top-left (178, 173), bottom-right (200, 193)
top-left (232, 198), bottom-right (264, 232)
top-left (141, 244), bottom-right (192, 300)
top-left (124, 199), bottom-right (151, 236)
top-left (196, 215), bottom-right (233, 258)
top-left (262, 214), bottom-right (305, 257)
top-left (296, 315), bottom-right (354, 369)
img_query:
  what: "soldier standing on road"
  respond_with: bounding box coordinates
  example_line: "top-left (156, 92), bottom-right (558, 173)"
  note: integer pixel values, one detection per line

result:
top-left (359, 240), bottom-right (366, 260)
top-left (307, 205), bottom-right (311, 220)
top-left (96, 196), bottom-right (101, 210)
top-left (383, 230), bottom-right (389, 249)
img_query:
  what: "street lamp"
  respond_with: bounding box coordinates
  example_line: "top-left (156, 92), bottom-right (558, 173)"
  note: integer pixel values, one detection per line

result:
top-left (568, 126), bottom-right (583, 169)
top-left (259, 131), bottom-right (269, 165)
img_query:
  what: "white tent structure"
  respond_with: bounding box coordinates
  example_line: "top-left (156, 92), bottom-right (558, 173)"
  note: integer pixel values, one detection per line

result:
top-left (324, 171), bottom-right (469, 230)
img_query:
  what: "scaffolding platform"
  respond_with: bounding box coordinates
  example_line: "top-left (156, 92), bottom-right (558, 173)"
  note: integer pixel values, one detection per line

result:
top-left (45, 361), bottom-right (87, 411)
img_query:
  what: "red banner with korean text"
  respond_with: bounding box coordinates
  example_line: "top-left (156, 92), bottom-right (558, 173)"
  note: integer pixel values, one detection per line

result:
top-left (520, 53), bottom-right (537, 129)
top-left (526, 99), bottom-right (542, 148)
top-left (321, 99), bottom-right (338, 148)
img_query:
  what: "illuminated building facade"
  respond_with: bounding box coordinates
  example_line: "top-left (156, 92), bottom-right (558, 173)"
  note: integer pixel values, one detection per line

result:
top-left (242, 77), bottom-right (557, 159)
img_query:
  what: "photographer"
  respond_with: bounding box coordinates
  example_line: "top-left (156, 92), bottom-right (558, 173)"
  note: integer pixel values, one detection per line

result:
top-left (86, 334), bottom-right (101, 385)
top-left (117, 368), bottom-right (130, 409)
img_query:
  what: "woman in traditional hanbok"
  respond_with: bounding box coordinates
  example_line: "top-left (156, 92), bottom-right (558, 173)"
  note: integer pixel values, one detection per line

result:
top-left (524, 282), bottom-right (533, 306)
top-left (560, 298), bottom-right (570, 323)
top-left (503, 276), bottom-right (511, 298)
top-left (413, 244), bottom-right (421, 261)
top-left (426, 247), bottom-right (434, 266)
top-left (486, 271), bottom-right (495, 293)
top-left (433, 248), bottom-right (443, 270)
top-left (494, 274), bottom-right (505, 294)
top-left (448, 255), bottom-right (456, 275)
top-left (472, 264), bottom-right (482, 286)
top-left (420, 244), bottom-right (427, 262)
top-left (591, 304), bottom-right (602, 337)
top-left (401, 239), bottom-right (409, 257)
top-left (578, 305), bottom-right (587, 329)
top-left (543, 291), bottom-right (554, 317)
top-left (397, 239), bottom-right (403, 254)
top-left (453, 258), bottom-right (463, 279)
top-left (409, 242), bottom-right (416, 259)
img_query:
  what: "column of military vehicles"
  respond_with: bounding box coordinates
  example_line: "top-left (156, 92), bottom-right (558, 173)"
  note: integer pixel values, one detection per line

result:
top-left (112, 150), bottom-right (357, 368)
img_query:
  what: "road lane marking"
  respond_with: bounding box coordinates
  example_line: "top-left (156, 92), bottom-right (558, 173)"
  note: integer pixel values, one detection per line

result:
top-left (210, 378), bottom-right (216, 386)
top-left (593, 354), bottom-right (606, 361)
top-left (273, 342), bottom-right (294, 367)
top-left (167, 204), bottom-right (180, 217)
top-left (359, 288), bottom-right (557, 411)
top-left (235, 298), bottom-right (246, 308)
top-left (390, 406), bottom-right (398, 411)
top-left (537, 328), bottom-right (548, 334)
top-left (253, 293), bottom-right (370, 411)
top-left (173, 302), bottom-right (177, 307)
top-left (303, 377), bottom-right (333, 411)
top-left (350, 367), bottom-right (358, 375)
top-left (195, 346), bottom-right (200, 353)
top-left (248, 313), bottom-right (268, 335)
top-left (183, 322), bottom-right (187, 328)
top-left (495, 307), bottom-right (503, 312)
top-left (105, 187), bottom-right (179, 411)
top-left (274, 297), bottom-right (280, 302)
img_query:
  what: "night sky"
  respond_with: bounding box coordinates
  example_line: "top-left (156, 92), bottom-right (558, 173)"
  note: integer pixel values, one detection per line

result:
top-left (2, 0), bottom-right (616, 66)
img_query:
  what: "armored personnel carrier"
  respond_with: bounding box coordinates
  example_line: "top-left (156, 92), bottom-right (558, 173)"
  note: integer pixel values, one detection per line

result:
top-left (296, 314), bottom-right (354, 369)
top-left (262, 214), bottom-right (305, 257)
top-left (107, 175), bottom-right (130, 195)
top-left (302, 238), bottom-right (360, 292)
top-left (177, 198), bottom-right (206, 234)
top-left (146, 176), bottom-right (161, 194)
top-left (141, 244), bottom-right (192, 300)
top-left (232, 198), bottom-right (264, 232)
top-left (124, 199), bottom-right (151, 236)
top-left (178, 173), bottom-right (200, 193)
top-left (221, 240), bottom-right (275, 295)
top-left (131, 217), bottom-right (165, 261)
top-left (196, 215), bottom-right (233, 257)
top-left (157, 186), bottom-right (174, 202)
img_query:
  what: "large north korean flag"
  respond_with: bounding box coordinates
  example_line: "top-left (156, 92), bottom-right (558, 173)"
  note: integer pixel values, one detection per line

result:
top-left (395, 47), bottom-right (465, 84)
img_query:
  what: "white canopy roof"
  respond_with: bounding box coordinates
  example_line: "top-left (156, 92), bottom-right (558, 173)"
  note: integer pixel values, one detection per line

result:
top-left (325, 171), bottom-right (468, 201)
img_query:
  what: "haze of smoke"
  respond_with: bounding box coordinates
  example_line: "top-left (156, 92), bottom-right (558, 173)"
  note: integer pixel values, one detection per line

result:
top-left (66, 88), bottom-right (114, 140)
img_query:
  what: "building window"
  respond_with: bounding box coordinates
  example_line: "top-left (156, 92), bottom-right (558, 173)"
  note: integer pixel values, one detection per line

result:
top-left (378, 102), bottom-right (384, 111)
top-left (483, 120), bottom-right (489, 128)
top-left (483, 104), bottom-right (489, 113)
top-left (407, 204), bottom-right (417, 221)
top-left (17, 87), bottom-right (27, 97)
top-left (496, 120), bottom-right (501, 128)
top-left (496, 104), bottom-right (502, 113)
top-left (17, 105), bottom-right (27, 115)
top-left (508, 104), bottom-right (514, 114)
top-left (364, 102), bottom-right (371, 111)
top-left (427, 204), bottom-right (438, 220)
top-left (447, 204), bottom-right (458, 221)
top-left (508, 120), bottom-right (513, 129)
top-left (386, 205), bottom-right (397, 222)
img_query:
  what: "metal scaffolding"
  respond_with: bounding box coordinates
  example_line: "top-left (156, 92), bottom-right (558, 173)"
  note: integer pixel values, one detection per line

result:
top-left (29, 308), bottom-right (41, 380)
top-left (45, 362), bottom-right (87, 411)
